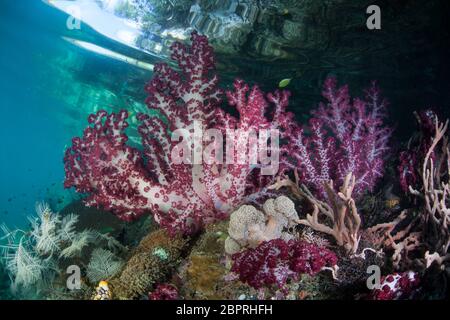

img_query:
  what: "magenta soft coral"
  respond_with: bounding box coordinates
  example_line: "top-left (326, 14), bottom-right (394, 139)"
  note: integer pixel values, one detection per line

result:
top-left (231, 239), bottom-right (337, 290)
top-left (64, 32), bottom-right (294, 235)
top-left (369, 272), bottom-right (420, 300)
top-left (285, 77), bottom-right (391, 199)
top-left (148, 284), bottom-right (179, 300)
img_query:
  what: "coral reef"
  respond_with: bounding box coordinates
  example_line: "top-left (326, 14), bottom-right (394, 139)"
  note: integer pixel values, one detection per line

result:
top-left (109, 229), bottom-right (189, 299)
top-left (267, 78), bottom-right (392, 256)
top-left (64, 31), bottom-right (294, 235)
top-left (365, 210), bottom-right (420, 270)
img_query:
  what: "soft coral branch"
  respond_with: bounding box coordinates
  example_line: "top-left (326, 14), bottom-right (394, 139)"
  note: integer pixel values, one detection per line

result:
top-left (285, 78), bottom-right (391, 199)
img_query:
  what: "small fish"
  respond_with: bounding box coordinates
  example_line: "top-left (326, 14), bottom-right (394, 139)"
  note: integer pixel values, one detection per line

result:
top-left (278, 78), bottom-right (292, 88)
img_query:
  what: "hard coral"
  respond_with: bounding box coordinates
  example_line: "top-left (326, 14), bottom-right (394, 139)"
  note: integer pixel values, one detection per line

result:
top-left (64, 32), bottom-right (294, 235)
top-left (398, 109), bottom-right (440, 193)
top-left (180, 221), bottom-right (244, 300)
top-left (110, 229), bottom-right (189, 299)
top-left (231, 239), bottom-right (338, 290)
top-left (225, 196), bottom-right (300, 255)
top-left (370, 117), bottom-right (450, 271)
top-left (271, 172), bottom-right (362, 254)
top-left (408, 118), bottom-right (450, 269)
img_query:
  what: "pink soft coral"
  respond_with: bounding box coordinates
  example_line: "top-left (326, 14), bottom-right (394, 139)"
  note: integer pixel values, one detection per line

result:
top-left (64, 32), bottom-right (294, 235)
top-left (369, 271), bottom-right (420, 300)
top-left (148, 284), bottom-right (179, 300)
top-left (285, 78), bottom-right (391, 199)
top-left (231, 239), bottom-right (338, 290)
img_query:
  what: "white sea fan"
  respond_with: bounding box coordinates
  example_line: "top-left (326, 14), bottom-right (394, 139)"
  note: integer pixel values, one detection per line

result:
top-left (1, 202), bottom-right (127, 297)
top-left (59, 230), bottom-right (95, 259)
top-left (92, 231), bottom-right (126, 253)
top-left (0, 224), bottom-right (18, 256)
top-left (86, 248), bottom-right (124, 284)
top-left (6, 238), bottom-right (48, 291)
top-left (29, 202), bottom-right (62, 256)
top-left (59, 213), bottom-right (79, 243)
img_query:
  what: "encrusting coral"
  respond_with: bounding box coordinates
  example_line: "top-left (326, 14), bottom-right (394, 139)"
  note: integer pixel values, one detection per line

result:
top-left (179, 222), bottom-right (232, 299)
top-left (109, 229), bottom-right (189, 299)
top-left (225, 195), bottom-right (300, 255)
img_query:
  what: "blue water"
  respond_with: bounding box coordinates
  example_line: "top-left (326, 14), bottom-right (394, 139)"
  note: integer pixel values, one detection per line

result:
top-left (0, 1), bottom-right (151, 228)
top-left (0, 1), bottom-right (67, 227)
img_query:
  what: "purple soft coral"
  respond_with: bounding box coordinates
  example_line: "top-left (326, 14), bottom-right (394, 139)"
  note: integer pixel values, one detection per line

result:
top-left (285, 77), bottom-right (391, 199)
